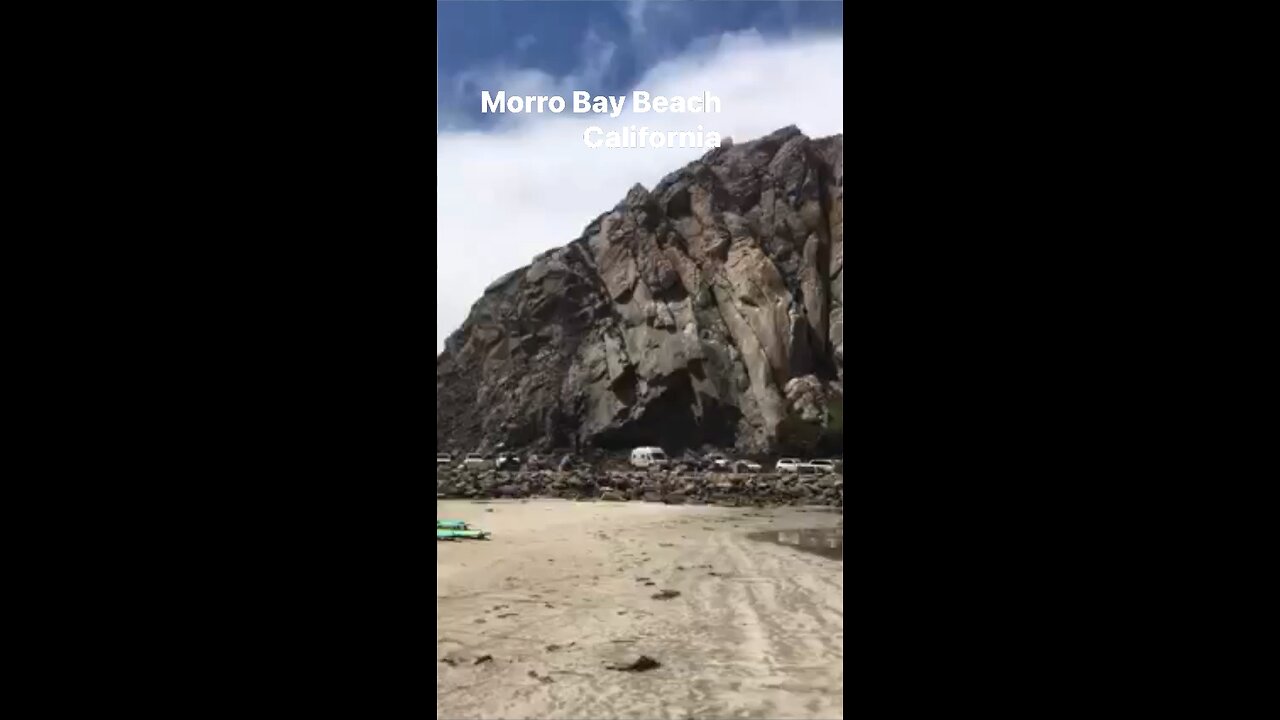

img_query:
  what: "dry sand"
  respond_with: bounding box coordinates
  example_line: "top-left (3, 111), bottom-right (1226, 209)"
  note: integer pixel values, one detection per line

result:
top-left (436, 499), bottom-right (843, 719)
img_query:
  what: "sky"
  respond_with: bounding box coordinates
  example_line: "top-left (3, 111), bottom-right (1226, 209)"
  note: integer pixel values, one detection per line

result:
top-left (437, 0), bottom-right (844, 352)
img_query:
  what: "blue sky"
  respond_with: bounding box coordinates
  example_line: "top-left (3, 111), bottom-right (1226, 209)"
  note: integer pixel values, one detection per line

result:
top-left (438, 0), bottom-right (844, 130)
top-left (436, 1), bottom-right (844, 352)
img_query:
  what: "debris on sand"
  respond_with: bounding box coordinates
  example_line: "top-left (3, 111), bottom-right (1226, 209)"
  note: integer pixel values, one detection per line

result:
top-left (607, 655), bottom-right (662, 672)
top-left (659, 543), bottom-right (675, 547)
top-left (545, 644), bottom-right (562, 652)
top-left (651, 590), bottom-right (681, 600)
top-left (544, 602), bottom-right (555, 608)
top-left (474, 619), bottom-right (487, 624)
top-left (474, 655), bottom-right (493, 665)
top-left (644, 581), bottom-right (656, 586)
top-left (497, 613), bottom-right (519, 618)
top-left (441, 658), bottom-right (457, 666)
top-left (528, 670), bottom-right (555, 684)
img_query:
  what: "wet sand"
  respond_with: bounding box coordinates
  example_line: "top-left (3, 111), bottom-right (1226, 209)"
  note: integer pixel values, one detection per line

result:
top-left (436, 500), bottom-right (843, 719)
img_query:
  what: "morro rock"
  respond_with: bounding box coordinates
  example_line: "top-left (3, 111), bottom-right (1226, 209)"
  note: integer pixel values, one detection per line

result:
top-left (437, 126), bottom-right (843, 454)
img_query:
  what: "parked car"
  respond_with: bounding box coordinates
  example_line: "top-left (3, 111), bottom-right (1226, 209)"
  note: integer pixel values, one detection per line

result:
top-left (704, 454), bottom-right (731, 471)
top-left (630, 446), bottom-right (670, 469)
top-left (734, 459), bottom-right (763, 473)
top-left (807, 459), bottom-right (837, 474)
top-left (495, 453), bottom-right (519, 470)
top-left (460, 453), bottom-right (490, 470)
top-left (776, 458), bottom-right (803, 473)
top-left (437, 453), bottom-right (452, 467)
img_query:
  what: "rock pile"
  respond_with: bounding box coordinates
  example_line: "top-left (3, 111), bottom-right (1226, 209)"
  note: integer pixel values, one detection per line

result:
top-left (434, 468), bottom-right (843, 507)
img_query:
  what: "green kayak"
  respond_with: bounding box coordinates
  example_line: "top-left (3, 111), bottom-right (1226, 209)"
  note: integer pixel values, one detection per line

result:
top-left (437, 529), bottom-right (490, 540)
top-left (437, 520), bottom-right (469, 529)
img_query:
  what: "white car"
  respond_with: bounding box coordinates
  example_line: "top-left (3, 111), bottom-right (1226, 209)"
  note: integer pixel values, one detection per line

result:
top-left (734, 459), bottom-right (763, 473)
top-left (436, 453), bottom-right (452, 467)
top-left (776, 458), bottom-right (803, 473)
top-left (460, 453), bottom-right (489, 470)
top-left (807, 459), bottom-right (837, 474)
top-left (704, 454), bottom-right (731, 471)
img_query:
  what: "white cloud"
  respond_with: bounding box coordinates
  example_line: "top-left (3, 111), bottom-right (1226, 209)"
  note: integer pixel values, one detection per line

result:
top-left (578, 29), bottom-right (617, 87)
top-left (623, 0), bottom-right (695, 63)
top-left (437, 32), bottom-right (843, 352)
top-left (625, 0), bottom-right (649, 37)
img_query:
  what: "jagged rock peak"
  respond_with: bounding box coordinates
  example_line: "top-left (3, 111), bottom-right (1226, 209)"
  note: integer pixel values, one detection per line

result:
top-left (438, 126), bottom-right (843, 456)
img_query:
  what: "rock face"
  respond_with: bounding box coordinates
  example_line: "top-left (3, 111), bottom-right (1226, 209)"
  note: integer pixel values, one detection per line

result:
top-left (437, 126), bottom-right (843, 454)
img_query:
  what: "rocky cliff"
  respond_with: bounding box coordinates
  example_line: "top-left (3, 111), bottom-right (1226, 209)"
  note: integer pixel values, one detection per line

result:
top-left (437, 126), bottom-right (843, 454)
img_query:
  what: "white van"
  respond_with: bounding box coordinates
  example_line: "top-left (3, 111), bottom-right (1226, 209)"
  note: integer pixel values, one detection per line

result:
top-left (630, 446), bottom-right (669, 469)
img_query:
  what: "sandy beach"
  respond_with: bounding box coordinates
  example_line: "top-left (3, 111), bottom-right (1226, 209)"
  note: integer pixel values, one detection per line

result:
top-left (436, 499), bottom-right (843, 719)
